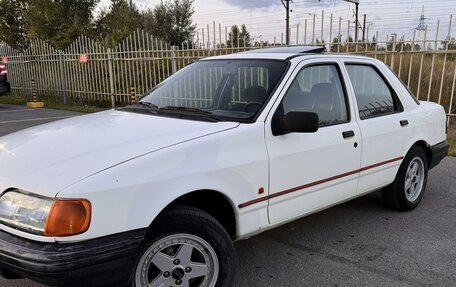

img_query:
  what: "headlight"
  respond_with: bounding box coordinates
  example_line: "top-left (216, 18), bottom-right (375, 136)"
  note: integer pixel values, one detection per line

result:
top-left (0, 191), bottom-right (52, 235)
top-left (0, 190), bottom-right (91, 236)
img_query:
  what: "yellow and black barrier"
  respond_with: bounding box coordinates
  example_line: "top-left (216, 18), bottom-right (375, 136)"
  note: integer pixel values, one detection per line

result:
top-left (27, 79), bottom-right (44, 108)
top-left (130, 85), bottom-right (136, 104)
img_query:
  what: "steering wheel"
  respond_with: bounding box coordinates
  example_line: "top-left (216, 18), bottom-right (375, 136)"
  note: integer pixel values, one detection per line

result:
top-left (243, 102), bottom-right (263, 113)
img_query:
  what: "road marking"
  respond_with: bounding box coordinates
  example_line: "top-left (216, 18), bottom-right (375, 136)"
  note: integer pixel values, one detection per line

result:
top-left (0, 116), bottom-right (73, 124)
top-left (0, 109), bottom-right (34, 113)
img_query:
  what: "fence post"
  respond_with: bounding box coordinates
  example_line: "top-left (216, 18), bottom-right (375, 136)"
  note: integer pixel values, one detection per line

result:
top-left (321, 10), bottom-right (324, 43)
top-left (59, 51), bottom-right (67, 105)
top-left (438, 14), bottom-right (453, 105)
top-left (19, 53), bottom-right (25, 96)
top-left (107, 48), bottom-right (115, 108)
top-left (171, 46), bottom-right (177, 74)
top-left (391, 34), bottom-right (397, 69)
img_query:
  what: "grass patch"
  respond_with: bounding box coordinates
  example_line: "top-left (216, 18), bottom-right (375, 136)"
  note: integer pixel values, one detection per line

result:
top-left (0, 93), bottom-right (28, 106)
top-left (449, 131), bottom-right (456, 157)
top-left (0, 92), bottom-right (109, 113)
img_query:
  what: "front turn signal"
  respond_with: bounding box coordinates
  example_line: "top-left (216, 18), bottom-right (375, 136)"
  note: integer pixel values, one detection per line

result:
top-left (44, 199), bottom-right (91, 237)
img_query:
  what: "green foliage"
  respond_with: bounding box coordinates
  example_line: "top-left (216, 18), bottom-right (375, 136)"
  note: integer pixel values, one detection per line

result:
top-left (24, 0), bottom-right (99, 49)
top-left (92, 0), bottom-right (143, 47)
top-left (143, 0), bottom-right (196, 47)
top-left (444, 37), bottom-right (456, 61)
top-left (0, 0), bottom-right (28, 49)
top-left (449, 131), bottom-right (456, 157)
top-left (226, 24), bottom-right (251, 48)
top-left (0, 0), bottom-right (196, 50)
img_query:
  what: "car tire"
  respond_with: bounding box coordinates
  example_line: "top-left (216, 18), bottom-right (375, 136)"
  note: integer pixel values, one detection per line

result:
top-left (131, 205), bottom-right (235, 287)
top-left (381, 146), bottom-right (428, 211)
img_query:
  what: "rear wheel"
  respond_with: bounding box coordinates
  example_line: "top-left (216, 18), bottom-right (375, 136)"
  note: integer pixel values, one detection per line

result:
top-left (132, 206), bottom-right (235, 287)
top-left (381, 146), bottom-right (428, 211)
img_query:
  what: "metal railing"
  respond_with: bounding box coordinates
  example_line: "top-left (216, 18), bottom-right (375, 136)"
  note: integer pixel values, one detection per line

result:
top-left (0, 14), bottom-right (455, 125)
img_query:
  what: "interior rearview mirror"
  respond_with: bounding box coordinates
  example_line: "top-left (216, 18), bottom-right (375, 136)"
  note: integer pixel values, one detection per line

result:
top-left (272, 111), bottom-right (319, 136)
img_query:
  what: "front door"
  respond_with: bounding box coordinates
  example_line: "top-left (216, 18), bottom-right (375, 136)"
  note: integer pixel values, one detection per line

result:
top-left (265, 59), bottom-right (362, 224)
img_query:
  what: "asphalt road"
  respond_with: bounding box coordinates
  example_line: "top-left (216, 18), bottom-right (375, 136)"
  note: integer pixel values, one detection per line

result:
top-left (0, 104), bottom-right (455, 287)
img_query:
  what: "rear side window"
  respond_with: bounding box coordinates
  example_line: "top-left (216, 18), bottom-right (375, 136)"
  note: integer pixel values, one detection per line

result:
top-left (346, 64), bottom-right (400, 119)
top-left (386, 65), bottom-right (420, 105)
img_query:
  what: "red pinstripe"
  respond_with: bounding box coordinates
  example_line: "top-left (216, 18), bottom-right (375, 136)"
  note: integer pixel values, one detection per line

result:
top-left (238, 156), bottom-right (404, 208)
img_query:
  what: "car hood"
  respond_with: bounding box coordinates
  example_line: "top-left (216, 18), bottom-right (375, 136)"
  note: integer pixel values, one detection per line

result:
top-left (0, 110), bottom-right (239, 198)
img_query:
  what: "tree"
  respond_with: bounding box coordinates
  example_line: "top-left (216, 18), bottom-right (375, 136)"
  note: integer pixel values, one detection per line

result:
top-left (443, 36), bottom-right (456, 50)
top-left (93, 0), bottom-right (142, 47)
top-left (0, 0), bottom-right (28, 49)
top-left (24, 0), bottom-right (99, 49)
top-left (444, 36), bottom-right (456, 60)
top-left (226, 25), bottom-right (251, 48)
top-left (143, 0), bottom-right (196, 47)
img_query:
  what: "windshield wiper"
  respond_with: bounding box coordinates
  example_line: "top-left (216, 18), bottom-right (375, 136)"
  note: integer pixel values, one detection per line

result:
top-left (117, 101), bottom-right (160, 115)
top-left (135, 101), bottom-right (160, 112)
top-left (160, 106), bottom-right (222, 121)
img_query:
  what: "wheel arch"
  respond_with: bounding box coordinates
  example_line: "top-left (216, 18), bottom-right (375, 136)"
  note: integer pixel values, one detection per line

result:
top-left (146, 189), bottom-right (238, 241)
top-left (411, 140), bottom-right (432, 166)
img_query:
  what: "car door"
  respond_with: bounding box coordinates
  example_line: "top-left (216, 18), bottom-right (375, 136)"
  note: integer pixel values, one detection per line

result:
top-left (265, 59), bottom-right (362, 225)
top-left (342, 60), bottom-right (414, 194)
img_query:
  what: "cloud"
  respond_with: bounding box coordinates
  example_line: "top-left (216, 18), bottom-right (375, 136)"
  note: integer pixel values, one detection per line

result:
top-left (220, 0), bottom-right (343, 9)
top-left (220, 0), bottom-right (278, 9)
top-left (300, 0), bottom-right (345, 8)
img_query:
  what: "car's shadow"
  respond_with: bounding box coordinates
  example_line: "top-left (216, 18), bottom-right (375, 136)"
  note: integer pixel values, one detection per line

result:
top-left (233, 174), bottom-right (456, 287)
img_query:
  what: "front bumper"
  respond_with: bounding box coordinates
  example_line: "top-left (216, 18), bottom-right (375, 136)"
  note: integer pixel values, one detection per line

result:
top-left (0, 228), bottom-right (146, 287)
top-left (429, 140), bottom-right (449, 170)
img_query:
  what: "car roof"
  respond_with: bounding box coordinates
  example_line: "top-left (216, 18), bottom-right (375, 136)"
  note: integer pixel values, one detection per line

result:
top-left (202, 46), bottom-right (375, 62)
top-left (242, 46), bottom-right (326, 54)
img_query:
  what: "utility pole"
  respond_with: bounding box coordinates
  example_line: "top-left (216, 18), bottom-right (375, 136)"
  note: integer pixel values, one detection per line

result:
top-left (343, 0), bottom-right (360, 41)
top-left (362, 14), bottom-right (366, 42)
top-left (355, 2), bottom-right (359, 41)
top-left (282, 0), bottom-right (291, 45)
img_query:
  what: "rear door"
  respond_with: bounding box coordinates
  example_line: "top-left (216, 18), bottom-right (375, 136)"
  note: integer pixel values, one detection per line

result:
top-left (265, 58), bottom-right (362, 224)
top-left (342, 60), bottom-right (414, 194)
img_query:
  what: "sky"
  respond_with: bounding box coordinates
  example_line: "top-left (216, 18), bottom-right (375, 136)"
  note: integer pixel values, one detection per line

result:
top-left (98, 0), bottom-right (456, 46)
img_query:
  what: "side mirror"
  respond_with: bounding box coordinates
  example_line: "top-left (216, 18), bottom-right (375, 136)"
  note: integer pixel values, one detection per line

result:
top-left (272, 111), bottom-right (319, 136)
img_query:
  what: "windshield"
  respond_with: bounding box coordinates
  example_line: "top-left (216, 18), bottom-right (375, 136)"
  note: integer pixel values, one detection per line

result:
top-left (138, 59), bottom-right (288, 122)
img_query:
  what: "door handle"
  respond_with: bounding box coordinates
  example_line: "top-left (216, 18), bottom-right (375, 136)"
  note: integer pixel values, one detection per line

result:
top-left (400, 120), bottom-right (409, 127)
top-left (342, 130), bottom-right (355, 138)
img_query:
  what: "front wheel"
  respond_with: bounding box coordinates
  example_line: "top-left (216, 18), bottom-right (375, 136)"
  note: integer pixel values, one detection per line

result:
top-left (132, 206), bottom-right (235, 287)
top-left (381, 146), bottom-right (428, 211)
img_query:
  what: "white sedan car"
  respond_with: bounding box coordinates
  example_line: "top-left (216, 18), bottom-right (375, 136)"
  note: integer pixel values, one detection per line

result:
top-left (0, 47), bottom-right (449, 287)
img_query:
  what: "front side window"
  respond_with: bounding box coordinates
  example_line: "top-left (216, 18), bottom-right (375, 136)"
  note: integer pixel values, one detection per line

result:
top-left (345, 64), bottom-right (400, 119)
top-left (280, 64), bottom-right (349, 126)
top-left (138, 60), bottom-right (288, 122)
